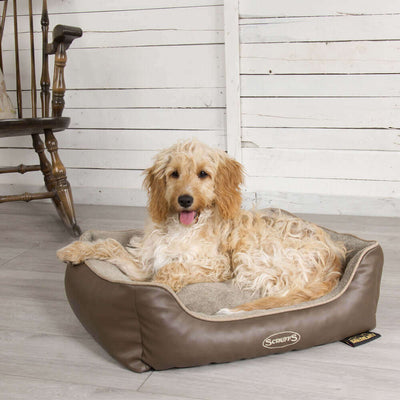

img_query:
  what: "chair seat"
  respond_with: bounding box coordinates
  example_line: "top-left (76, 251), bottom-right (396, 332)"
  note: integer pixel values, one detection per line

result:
top-left (0, 117), bottom-right (70, 138)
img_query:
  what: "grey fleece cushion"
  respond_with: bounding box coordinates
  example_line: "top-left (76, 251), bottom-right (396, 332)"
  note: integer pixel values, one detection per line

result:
top-left (81, 226), bottom-right (374, 315)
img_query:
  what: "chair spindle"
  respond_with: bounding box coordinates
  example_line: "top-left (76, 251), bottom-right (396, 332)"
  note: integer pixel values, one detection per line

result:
top-left (28, 0), bottom-right (37, 118)
top-left (12, 0), bottom-right (22, 118)
top-left (40, 0), bottom-right (50, 118)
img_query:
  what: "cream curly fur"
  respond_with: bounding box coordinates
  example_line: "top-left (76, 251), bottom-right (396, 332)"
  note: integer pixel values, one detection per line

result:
top-left (57, 140), bottom-right (346, 313)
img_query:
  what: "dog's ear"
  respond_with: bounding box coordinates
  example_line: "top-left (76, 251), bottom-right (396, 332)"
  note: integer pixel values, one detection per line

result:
top-left (143, 165), bottom-right (169, 223)
top-left (215, 154), bottom-right (244, 219)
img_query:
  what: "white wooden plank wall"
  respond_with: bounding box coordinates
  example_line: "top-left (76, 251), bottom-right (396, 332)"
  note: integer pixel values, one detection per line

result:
top-left (238, 0), bottom-right (400, 216)
top-left (0, 0), bottom-right (226, 206)
top-left (1, 0), bottom-right (400, 216)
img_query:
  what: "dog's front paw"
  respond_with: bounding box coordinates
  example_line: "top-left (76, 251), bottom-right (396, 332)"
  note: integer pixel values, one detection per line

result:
top-left (153, 275), bottom-right (184, 292)
top-left (57, 241), bottom-right (92, 265)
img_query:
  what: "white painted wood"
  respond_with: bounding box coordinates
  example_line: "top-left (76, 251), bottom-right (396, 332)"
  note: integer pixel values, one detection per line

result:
top-left (224, 0), bottom-right (241, 161)
top-left (242, 128), bottom-right (400, 152)
top-left (3, 5), bottom-right (224, 49)
top-left (237, 0), bottom-right (400, 216)
top-left (240, 14), bottom-right (400, 43)
top-left (0, 169), bottom-right (144, 189)
top-left (240, 42), bottom-right (400, 74)
top-left (67, 109), bottom-right (225, 130)
top-left (18, 0), bottom-right (224, 15)
top-left (0, 108), bottom-right (225, 130)
top-left (245, 192), bottom-right (400, 220)
top-left (3, 45), bottom-right (226, 89)
top-left (64, 130), bottom-right (224, 150)
top-left (0, 149), bottom-right (156, 170)
top-left (241, 98), bottom-right (400, 128)
top-left (241, 74), bottom-right (400, 98)
top-left (8, 88), bottom-right (226, 110)
top-left (244, 176), bottom-right (400, 199)
top-left (242, 148), bottom-right (400, 181)
top-left (0, 130), bottom-right (226, 150)
top-left (239, 0), bottom-right (400, 18)
top-left (0, 183), bottom-right (148, 207)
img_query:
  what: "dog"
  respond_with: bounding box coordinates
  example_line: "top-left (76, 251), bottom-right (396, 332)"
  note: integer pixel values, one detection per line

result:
top-left (57, 140), bottom-right (346, 314)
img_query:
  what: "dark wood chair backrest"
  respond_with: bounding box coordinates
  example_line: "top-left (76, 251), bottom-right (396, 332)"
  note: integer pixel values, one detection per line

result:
top-left (0, 0), bottom-right (81, 120)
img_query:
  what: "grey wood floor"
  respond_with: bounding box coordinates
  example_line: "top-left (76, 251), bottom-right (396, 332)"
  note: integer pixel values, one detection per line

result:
top-left (0, 202), bottom-right (399, 400)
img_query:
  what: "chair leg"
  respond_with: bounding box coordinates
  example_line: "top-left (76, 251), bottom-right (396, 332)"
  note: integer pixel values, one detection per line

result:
top-left (38, 130), bottom-right (81, 236)
top-left (32, 133), bottom-right (57, 193)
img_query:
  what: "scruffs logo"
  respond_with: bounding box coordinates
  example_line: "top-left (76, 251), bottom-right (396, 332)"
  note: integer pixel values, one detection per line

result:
top-left (262, 331), bottom-right (301, 349)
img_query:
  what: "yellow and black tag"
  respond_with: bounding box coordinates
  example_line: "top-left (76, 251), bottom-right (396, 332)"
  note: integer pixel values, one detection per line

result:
top-left (341, 331), bottom-right (381, 347)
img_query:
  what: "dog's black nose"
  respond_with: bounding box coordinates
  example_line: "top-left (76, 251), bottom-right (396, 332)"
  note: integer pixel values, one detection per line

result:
top-left (178, 194), bottom-right (194, 208)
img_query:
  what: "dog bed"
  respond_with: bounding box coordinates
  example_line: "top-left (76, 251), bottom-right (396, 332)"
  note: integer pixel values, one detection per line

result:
top-left (64, 211), bottom-right (383, 373)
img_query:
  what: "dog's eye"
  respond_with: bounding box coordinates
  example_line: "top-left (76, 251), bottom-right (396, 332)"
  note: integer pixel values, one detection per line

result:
top-left (170, 170), bottom-right (179, 179)
top-left (198, 170), bottom-right (209, 179)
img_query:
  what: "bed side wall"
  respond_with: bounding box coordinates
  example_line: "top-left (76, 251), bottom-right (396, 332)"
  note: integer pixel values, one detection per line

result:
top-left (64, 264), bottom-right (150, 373)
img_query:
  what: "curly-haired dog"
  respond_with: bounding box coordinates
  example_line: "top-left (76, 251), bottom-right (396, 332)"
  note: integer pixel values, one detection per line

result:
top-left (57, 140), bottom-right (346, 313)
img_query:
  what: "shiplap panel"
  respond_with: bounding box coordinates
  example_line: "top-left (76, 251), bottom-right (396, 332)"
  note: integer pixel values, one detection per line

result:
top-left (2, 27), bottom-right (222, 51)
top-left (241, 75), bottom-right (400, 97)
top-left (240, 15), bottom-right (400, 43)
top-left (243, 175), bottom-right (400, 216)
top-left (66, 108), bottom-right (225, 130)
top-left (245, 176), bottom-right (400, 199)
top-left (2, 5), bottom-right (224, 49)
top-left (240, 42), bottom-right (400, 74)
top-left (17, 0), bottom-right (224, 15)
top-left (241, 98), bottom-right (400, 129)
top-left (76, 29), bottom-right (222, 48)
top-left (3, 45), bottom-right (225, 90)
top-left (249, 191), bottom-right (400, 217)
top-left (64, 88), bottom-right (225, 108)
top-left (50, 6), bottom-right (224, 34)
top-left (0, 107), bottom-right (225, 130)
top-left (239, 0), bottom-right (400, 18)
top-left (0, 167), bottom-right (148, 206)
top-left (0, 130), bottom-right (226, 150)
top-left (0, 183), bottom-right (148, 207)
top-left (8, 88), bottom-right (226, 110)
top-left (242, 148), bottom-right (400, 181)
top-left (242, 128), bottom-right (400, 152)
top-left (0, 149), bottom-right (156, 170)
top-left (237, 0), bottom-right (400, 216)
top-left (0, 168), bottom-right (144, 189)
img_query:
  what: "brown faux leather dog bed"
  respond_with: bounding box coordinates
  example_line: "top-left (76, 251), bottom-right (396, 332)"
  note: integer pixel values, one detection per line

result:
top-left (64, 220), bottom-right (383, 373)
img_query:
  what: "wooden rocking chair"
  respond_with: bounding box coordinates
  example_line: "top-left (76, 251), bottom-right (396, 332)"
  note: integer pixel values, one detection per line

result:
top-left (0, 0), bottom-right (82, 236)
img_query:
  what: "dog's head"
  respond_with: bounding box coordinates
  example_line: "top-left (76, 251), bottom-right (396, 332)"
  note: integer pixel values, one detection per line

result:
top-left (144, 140), bottom-right (244, 225)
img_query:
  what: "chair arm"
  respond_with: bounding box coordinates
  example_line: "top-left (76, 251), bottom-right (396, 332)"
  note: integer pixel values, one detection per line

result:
top-left (48, 25), bottom-right (82, 117)
top-left (47, 25), bottom-right (83, 55)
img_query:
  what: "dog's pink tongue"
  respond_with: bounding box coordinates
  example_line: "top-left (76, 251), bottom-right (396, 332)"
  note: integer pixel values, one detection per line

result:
top-left (180, 211), bottom-right (196, 225)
